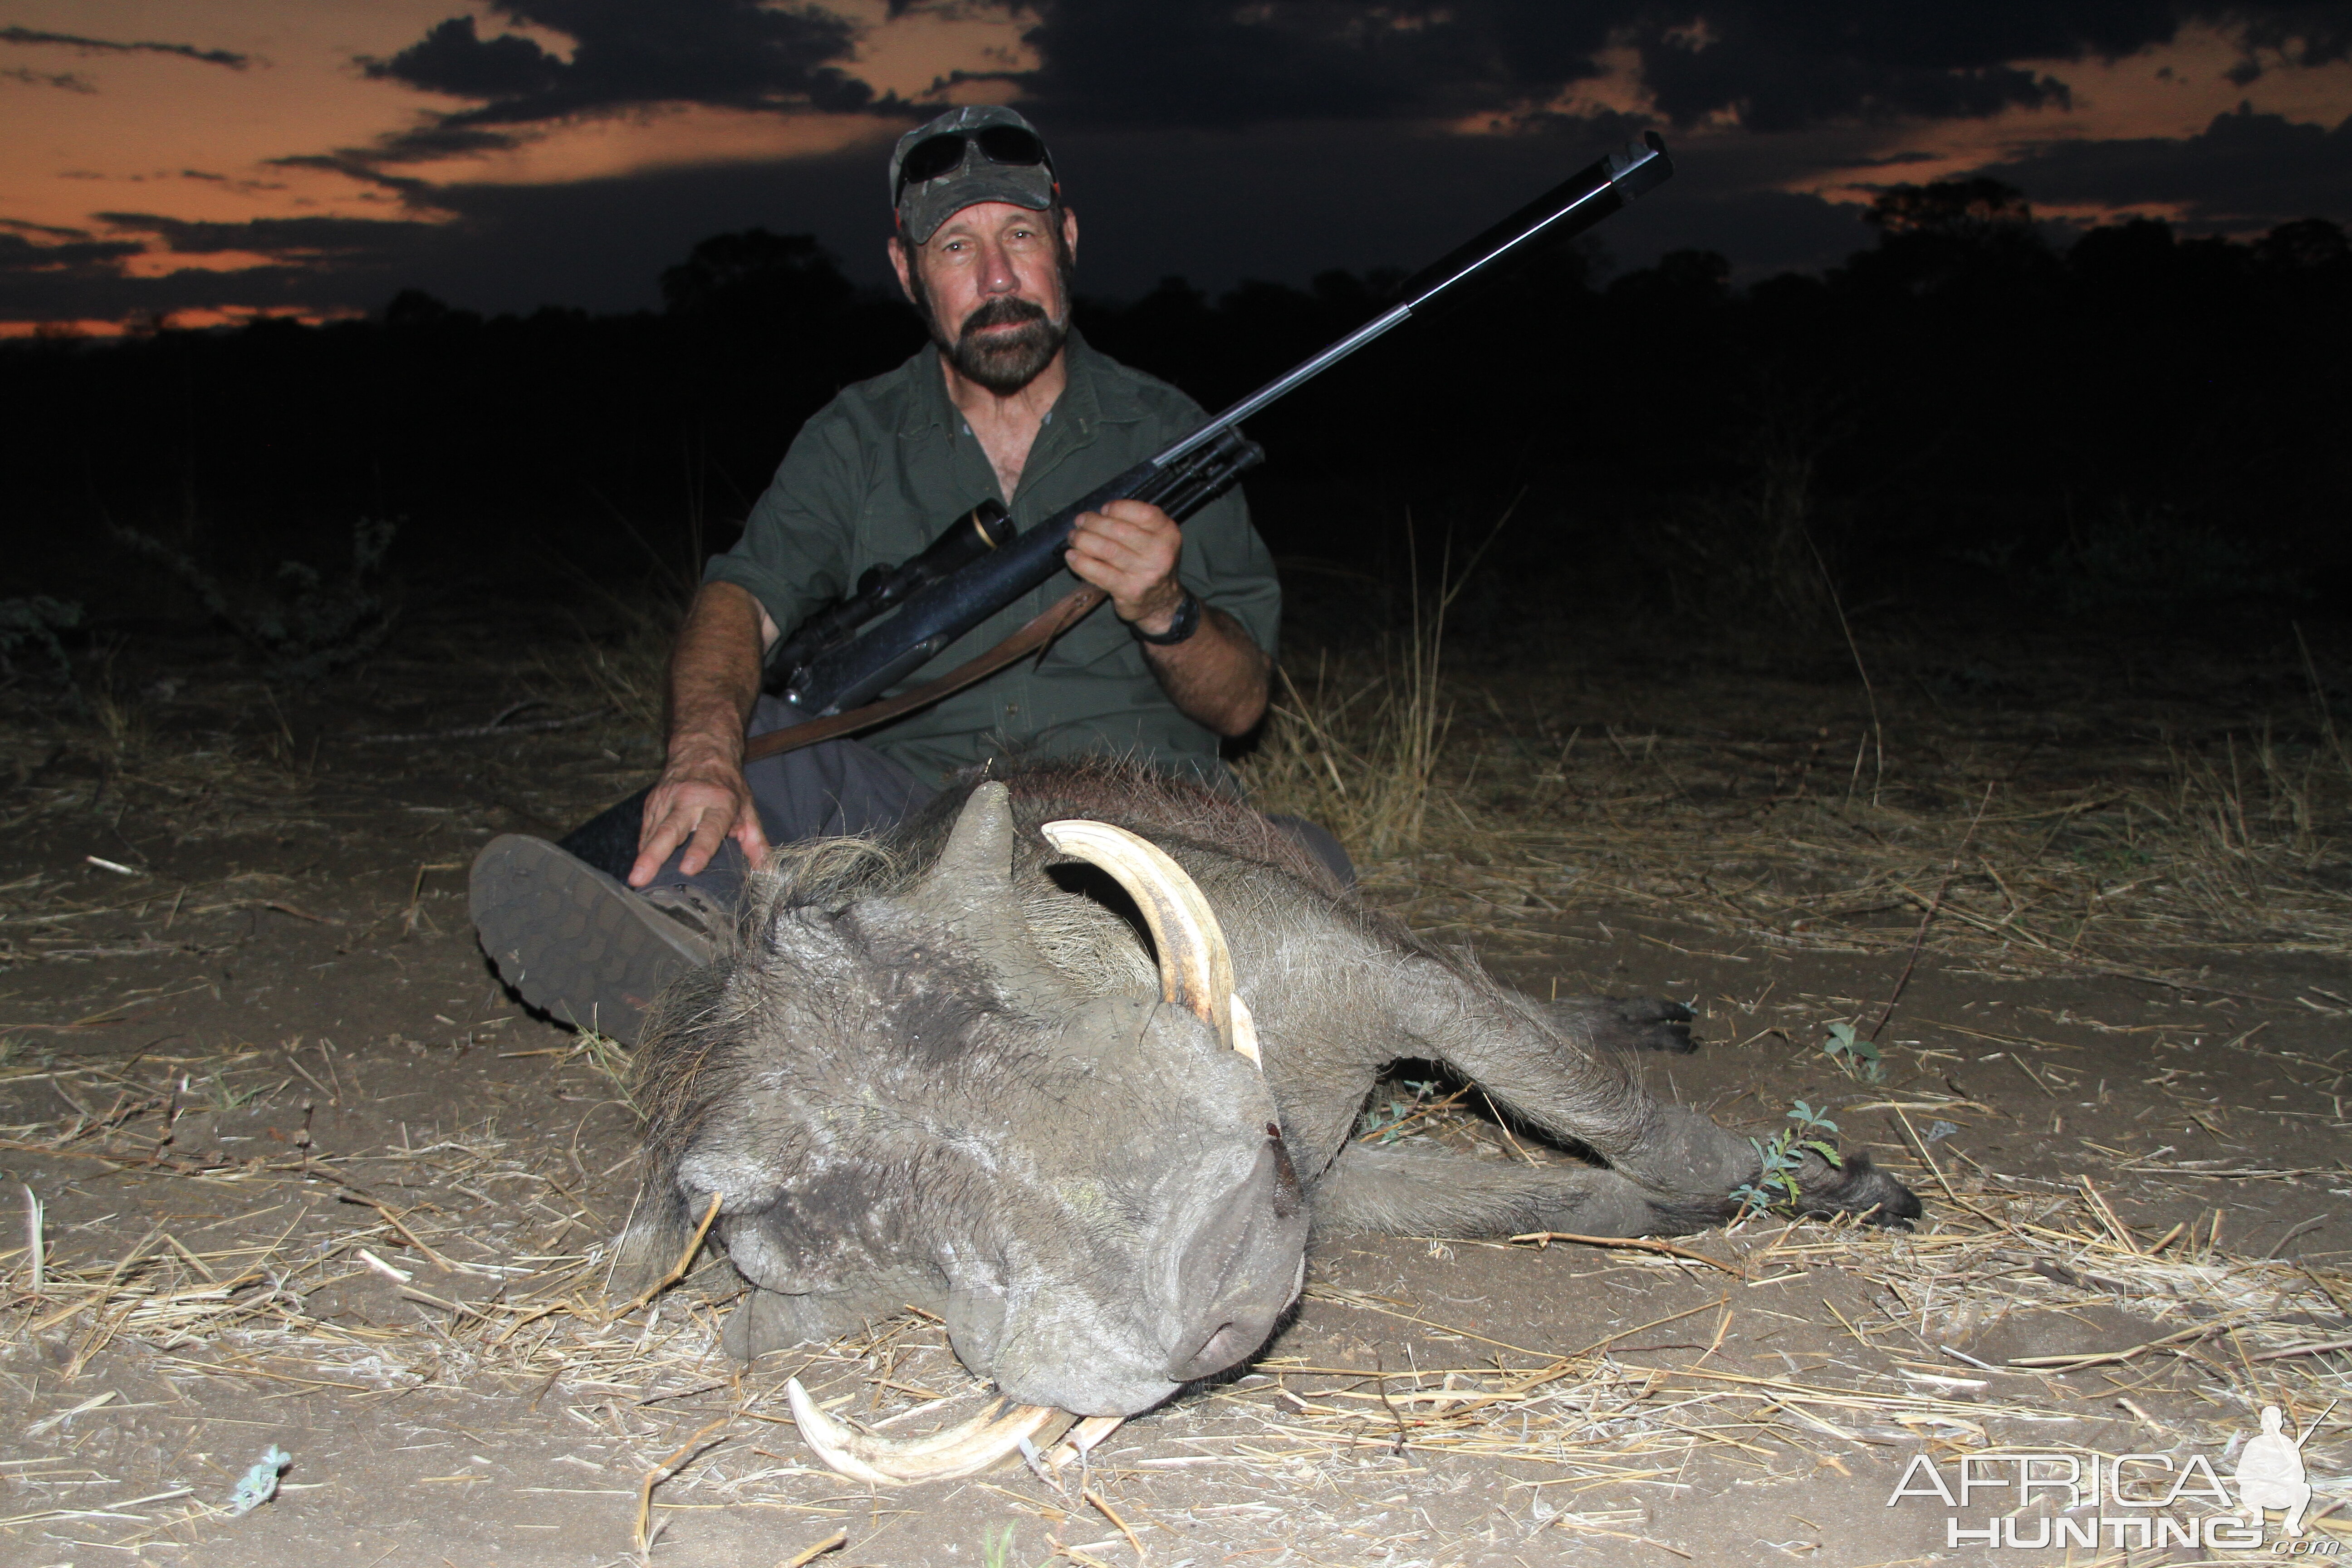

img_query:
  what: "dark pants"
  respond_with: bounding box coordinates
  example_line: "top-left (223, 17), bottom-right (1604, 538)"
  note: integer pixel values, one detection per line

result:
top-left (559, 694), bottom-right (1353, 904)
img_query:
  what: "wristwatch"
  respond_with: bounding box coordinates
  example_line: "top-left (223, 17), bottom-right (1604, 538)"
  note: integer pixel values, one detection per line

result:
top-left (1124, 588), bottom-right (1195, 644)
top-left (1128, 589), bottom-right (1200, 646)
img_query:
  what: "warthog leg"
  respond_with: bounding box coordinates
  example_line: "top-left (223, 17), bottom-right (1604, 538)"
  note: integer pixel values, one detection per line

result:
top-left (1371, 967), bottom-right (1919, 1227)
top-left (1312, 1137), bottom-right (1916, 1238)
top-left (1309, 1142), bottom-right (1693, 1238)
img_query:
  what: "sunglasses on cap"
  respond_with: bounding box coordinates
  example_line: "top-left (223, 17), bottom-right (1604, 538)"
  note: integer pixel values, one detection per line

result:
top-left (895, 125), bottom-right (1052, 201)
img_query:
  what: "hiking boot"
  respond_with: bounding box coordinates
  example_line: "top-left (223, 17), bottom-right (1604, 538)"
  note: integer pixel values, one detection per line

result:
top-left (469, 834), bottom-right (726, 1045)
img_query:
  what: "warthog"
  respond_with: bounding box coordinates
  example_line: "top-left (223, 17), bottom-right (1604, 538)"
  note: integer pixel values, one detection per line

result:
top-left (609, 760), bottom-right (1917, 1481)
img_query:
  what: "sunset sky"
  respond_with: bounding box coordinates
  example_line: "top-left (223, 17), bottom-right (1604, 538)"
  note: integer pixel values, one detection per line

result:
top-left (4, 1), bottom-right (2348, 333)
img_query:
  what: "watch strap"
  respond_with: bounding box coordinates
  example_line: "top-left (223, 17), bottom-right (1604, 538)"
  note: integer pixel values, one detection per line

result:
top-left (1127, 589), bottom-right (1200, 646)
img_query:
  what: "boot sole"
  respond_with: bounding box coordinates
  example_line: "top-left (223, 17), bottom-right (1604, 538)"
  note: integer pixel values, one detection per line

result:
top-left (469, 834), bottom-right (710, 1045)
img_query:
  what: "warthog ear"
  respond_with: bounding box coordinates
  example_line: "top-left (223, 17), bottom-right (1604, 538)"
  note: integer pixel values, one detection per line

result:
top-left (916, 780), bottom-right (1016, 913)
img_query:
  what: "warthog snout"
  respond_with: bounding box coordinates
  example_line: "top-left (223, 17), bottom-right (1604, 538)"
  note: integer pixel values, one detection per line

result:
top-left (1164, 1129), bottom-right (1306, 1383)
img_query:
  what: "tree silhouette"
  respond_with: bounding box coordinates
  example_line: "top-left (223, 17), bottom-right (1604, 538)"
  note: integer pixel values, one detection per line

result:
top-left (659, 229), bottom-right (854, 319)
top-left (1863, 177), bottom-right (2033, 238)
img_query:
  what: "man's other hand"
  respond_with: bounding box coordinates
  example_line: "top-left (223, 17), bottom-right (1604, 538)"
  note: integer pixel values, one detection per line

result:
top-left (630, 746), bottom-right (768, 888)
top-left (1067, 498), bottom-right (1186, 632)
top-left (633, 579), bottom-right (773, 890)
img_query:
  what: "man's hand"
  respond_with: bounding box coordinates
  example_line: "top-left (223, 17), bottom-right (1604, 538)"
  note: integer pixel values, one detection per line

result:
top-left (627, 580), bottom-right (774, 889)
top-left (628, 744), bottom-right (768, 888)
top-left (1067, 498), bottom-right (1186, 633)
top-left (1065, 497), bottom-right (1269, 737)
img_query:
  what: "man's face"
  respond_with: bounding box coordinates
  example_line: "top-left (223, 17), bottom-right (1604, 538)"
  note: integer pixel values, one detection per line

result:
top-left (892, 202), bottom-right (1078, 395)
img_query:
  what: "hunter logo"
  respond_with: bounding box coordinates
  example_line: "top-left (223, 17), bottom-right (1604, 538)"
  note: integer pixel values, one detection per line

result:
top-left (2237, 1405), bottom-right (2319, 1539)
top-left (1886, 1404), bottom-right (2338, 1552)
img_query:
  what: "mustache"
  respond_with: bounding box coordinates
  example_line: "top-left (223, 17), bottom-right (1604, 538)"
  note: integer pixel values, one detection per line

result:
top-left (957, 296), bottom-right (1050, 344)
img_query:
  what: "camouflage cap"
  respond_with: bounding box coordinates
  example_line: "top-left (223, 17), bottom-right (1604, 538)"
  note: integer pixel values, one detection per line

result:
top-left (890, 105), bottom-right (1057, 245)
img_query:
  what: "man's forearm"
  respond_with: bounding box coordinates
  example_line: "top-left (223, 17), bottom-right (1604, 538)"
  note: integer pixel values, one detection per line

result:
top-left (665, 581), bottom-right (769, 764)
top-left (1139, 605), bottom-right (1270, 736)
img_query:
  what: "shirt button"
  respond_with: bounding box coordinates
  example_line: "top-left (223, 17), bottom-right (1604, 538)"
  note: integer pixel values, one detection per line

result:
top-left (1006, 704), bottom-right (1019, 716)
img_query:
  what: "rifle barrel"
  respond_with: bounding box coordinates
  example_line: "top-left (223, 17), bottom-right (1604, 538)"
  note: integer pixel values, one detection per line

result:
top-left (1156, 132), bottom-right (1670, 466)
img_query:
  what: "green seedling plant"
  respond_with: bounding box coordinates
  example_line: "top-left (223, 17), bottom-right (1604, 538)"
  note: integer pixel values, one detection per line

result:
top-left (1357, 1077), bottom-right (1442, 1142)
top-left (224, 1445), bottom-right (290, 1516)
top-left (198, 1068), bottom-right (273, 1114)
top-left (1730, 1101), bottom-right (1843, 1220)
top-left (1821, 1020), bottom-right (1884, 1081)
top-left (980, 1522), bottom-right (1051, 1568)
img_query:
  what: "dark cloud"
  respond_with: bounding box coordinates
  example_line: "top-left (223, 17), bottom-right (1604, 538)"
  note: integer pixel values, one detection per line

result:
top-left (353, 0), bottom-right (887, 165)
top-left (277, 137), bottom-right (509, 185)
top-left (2226, 3), bottom-right (2352, 80)
top-left (0, 24), bottom-right (250, 70)
top-left (1628, 6), bottom-right (2073, 132)
top-left (0, 211), bottom-right (455, 321)
top-left (95, 213), bottom-right (436, 260)
top-left (371, 16), bottom-right (568, 100)
top-left (1, 65), bottom-right (95, 92)
top-left (1972, 103), bottom-right (2352, 229)
top-left (0, 258), bottom-right (353, 321)
top-left (946, 1), bottom-right (1618, 127)
top-left (0, 231), bottom-right (144, 273)
top-left (981, 1), bottom-right (2342, 134)
top-left (1, 217), bottom-right (100, 240)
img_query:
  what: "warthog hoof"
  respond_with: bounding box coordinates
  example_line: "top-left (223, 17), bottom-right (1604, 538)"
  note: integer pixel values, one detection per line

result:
top-left (1797, 1149), bottom-right (1922, 1228)
top-left (1553, 995), bottom-right (1700, 1054)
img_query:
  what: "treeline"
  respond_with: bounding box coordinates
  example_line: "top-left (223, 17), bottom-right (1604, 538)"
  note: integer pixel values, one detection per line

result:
top-left (6, 180), bottom-right (2348, 638)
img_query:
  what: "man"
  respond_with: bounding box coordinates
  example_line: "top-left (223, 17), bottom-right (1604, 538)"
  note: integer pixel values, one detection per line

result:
top-left (470, 105), bottom-right (1300, 1043)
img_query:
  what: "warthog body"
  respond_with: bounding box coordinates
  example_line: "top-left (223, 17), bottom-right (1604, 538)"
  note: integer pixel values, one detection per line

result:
top-left (612, 761), bottom-right (1916, 1423)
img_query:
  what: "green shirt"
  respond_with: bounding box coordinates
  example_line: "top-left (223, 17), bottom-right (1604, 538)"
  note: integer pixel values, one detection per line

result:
top-left (705, 332), bottom-right (1280, 788)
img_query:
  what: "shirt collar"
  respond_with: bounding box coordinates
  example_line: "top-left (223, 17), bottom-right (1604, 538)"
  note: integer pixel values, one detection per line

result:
top-left (1063, 330), bottom-right (1151, 432)
top-left (906, 328), bottom-right (1147, 443)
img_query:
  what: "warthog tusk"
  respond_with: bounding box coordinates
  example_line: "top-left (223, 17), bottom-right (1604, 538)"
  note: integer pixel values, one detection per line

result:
top-left (1228, 992), bottom-right (1262, 1068)
top-left (1041, 818), bottom-right (1257, 1064)
top-left (784, 1378), bottom-right (1068, 1485)
top-left (1046, 1414), bottom-right (1127, 1471)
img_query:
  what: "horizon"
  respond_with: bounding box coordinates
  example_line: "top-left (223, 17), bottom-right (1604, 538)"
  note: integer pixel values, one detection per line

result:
top-left (2, 2), bottom-right (2349, 336)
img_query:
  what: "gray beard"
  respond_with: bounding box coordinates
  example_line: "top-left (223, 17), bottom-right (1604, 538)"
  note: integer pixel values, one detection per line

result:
top-left (937, 295), bottom-right (1067, 394)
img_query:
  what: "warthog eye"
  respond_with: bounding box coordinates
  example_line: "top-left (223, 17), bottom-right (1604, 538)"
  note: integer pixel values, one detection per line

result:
top-left (1266, 1124), bottom-right (1302, 1220)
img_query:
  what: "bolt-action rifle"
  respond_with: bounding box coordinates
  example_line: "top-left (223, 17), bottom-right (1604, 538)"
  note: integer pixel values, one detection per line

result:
top-left (736, 132), bottom-right (1675, 762)
top-left (552, 134), bottom-right (1674, 877)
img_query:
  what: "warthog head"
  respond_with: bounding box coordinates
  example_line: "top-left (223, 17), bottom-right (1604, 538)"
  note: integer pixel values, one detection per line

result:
top-left (614, 782), bottom-right (1308, 1427)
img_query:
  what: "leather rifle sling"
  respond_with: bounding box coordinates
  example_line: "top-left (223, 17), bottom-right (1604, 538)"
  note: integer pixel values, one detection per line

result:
top-left (740, 585), bottom-right (1109, 764)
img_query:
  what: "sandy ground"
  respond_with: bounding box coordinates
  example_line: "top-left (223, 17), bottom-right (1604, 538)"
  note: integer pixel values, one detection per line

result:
top-left (1, 603), bottom-right (2346, 1566)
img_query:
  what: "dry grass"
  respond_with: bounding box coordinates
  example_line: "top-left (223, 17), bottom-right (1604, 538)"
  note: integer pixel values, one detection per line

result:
top-left (1240, 648), bottom-right (1456, 861)
top-left (2, 1044), bottom-right (2342, 1552)
top-left (1240, 534), bottom-right (1485, 861)
top-left (5, 599), bottom-right (2347, 1556)
top-left (0, 688), bottom-right (321, 856)
top-left (1243, 643), bottom-right (2352, 989)
top-left (539, 565), bottom-right (2352, 988)
top-left (564, 599), bottom-right (680, 750)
